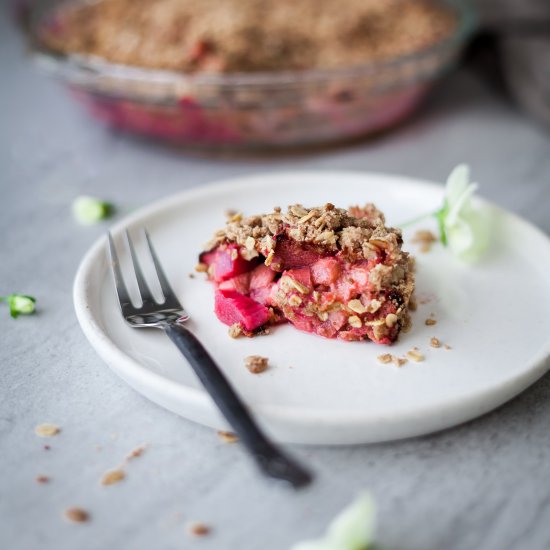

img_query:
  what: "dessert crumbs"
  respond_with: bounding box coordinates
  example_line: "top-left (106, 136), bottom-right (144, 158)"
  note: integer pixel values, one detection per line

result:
top-left (392, 356), bottom-right (408, 367)
top-left (34, 424), bottom-right (61, 437)
top-left (64, 507), bottom-right (90, 523)
top-left (187, 522), bottom-right (211, 537)
top-left (412, 229), bottom-right (438, 253)
top-left (195, 263), bottom-right (208, 273)
top-left (228, 323), bottom-right (243, 338)
top-left (217, 431), bottom-right (239, 444)
top-left (126, 445), bottom-right (147, 461)
top-left (35, 475), bottom-right (50, 484)
top-left (444, 344), bottom-right (452, 350)
top-left (43, 445), bottom-right (51, 451)
top-left (425, 318), bottom-right (437, 326)
top-left (188, 273), bottom-right (195, 279)
top-left (430, 337), bottom-right (441, 348)
top-left (244, 355), bottom-right (269, 374)
top-left (101, 469), bottom-right (126, 486)
top-left (406, 349), bottom-right (425, 362)
top-left (377, 353), bottom-right (393, 364)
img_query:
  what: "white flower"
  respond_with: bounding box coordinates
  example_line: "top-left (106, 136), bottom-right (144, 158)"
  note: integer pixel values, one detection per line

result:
top-left (439, 164), bottom-right (490, 262)
top-left (291, 493), bottom-right (376, 550)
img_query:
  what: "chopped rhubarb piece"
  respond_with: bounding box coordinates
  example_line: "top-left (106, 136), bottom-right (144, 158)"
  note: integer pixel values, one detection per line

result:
top-left (250, 285), bottom-right (274, 306)
top-left (250, 264), bottom-right (276, 290)
top-left (214, 289), bottom-right (270, 331)
top-left (200, 244), bottom-right (253, 282)
top-left (218, 272), bottom-right (251, 294)
top-left (282, 267), bottom-right (312, 292)
top-left (270, 238), bottom-right (323, 270)
top-left (311, 257), bottom-right (340, 286)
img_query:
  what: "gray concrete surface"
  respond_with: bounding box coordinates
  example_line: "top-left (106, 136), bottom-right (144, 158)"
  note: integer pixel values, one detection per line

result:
top-left (2, 8), bottom-right (550, 550)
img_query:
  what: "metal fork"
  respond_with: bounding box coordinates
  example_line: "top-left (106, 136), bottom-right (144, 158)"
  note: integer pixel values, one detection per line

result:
top-left (107, 229), bottom-right (312, 489)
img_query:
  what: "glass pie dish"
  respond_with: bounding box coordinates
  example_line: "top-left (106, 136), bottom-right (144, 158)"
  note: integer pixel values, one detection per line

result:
top-left (22, 0), bottom-right (475, 150)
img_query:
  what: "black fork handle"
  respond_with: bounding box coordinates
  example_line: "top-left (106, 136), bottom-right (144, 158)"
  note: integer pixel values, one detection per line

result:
top-left (164, 323), bottom-right (313, 489)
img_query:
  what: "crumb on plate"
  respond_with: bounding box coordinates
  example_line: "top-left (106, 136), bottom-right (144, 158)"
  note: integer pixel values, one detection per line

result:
top-left (244, 355), bottom-right (269, 374)
top-left (217, 431), bottom-right (238, 444)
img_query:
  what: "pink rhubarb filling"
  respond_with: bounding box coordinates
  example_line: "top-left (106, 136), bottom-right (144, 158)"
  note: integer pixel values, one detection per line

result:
top-left (200, 238), bottom-right (402, 344)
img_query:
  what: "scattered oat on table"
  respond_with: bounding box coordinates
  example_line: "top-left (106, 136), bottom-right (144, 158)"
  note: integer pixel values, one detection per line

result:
top-left (35, 475), bottom-right (50, 484)
top-left (244, 355), bottom-right (269, 374)
top-left (126, 445), bottom-right (147, 461)
top-left (188, 273), bottom-right (195, 279)
top-left (64, 507), bottom-right (90, 523)
top-left (406, 349), bottom-right (425, 362)
top-left (217, 431), bottom-right (238, 444)
top-left (425, 318), bottom-right (437, 326)
top-left (186, 522), bottom-right (211, 537)
top-left (430, 337), bottom-right (441, 348)
top-left (35, 424), bottom-right (60, 437)
top-left (444, 344), bottom-right (452, 350)
top-left (101, 469), bottom-right (125, 486)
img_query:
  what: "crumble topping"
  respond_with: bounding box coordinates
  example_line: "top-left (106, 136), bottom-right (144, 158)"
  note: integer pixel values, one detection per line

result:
top-left (204, 203), bottom-right (407, 266)
top-left (40, 0), bottom-right (457, 74)
top-left (228, 323), bottom-right (243, 338)
top-left (244, 355), bottom-right (269, 374)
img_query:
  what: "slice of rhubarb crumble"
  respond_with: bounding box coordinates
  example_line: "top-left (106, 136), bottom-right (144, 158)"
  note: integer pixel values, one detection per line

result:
top-left (199, 203), bottom-right (414, 344)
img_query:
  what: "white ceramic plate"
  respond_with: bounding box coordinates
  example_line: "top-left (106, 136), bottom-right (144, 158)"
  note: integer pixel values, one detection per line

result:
top-left (74, 171), bottom-right (550, 445)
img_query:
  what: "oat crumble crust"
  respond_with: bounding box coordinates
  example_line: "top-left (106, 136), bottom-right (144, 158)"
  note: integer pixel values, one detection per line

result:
top-left (40, 0), bottom-right (457, 73)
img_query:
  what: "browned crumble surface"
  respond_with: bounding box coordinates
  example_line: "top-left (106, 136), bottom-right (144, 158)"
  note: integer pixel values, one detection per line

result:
top-left (244, 355), bottom-right (269, 374)
top-left (40, 0), bottom-right (457, 73)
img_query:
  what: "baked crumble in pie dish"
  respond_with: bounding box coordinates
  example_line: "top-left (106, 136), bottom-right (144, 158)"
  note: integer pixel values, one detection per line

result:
top-left (199, 204), bottom-right (415, 344)
top-left (22, 0), bottom-right (474, 148)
